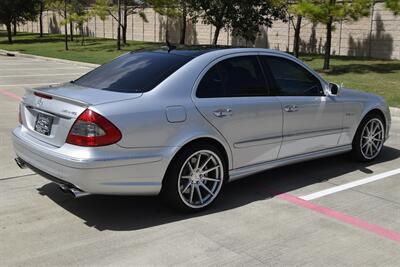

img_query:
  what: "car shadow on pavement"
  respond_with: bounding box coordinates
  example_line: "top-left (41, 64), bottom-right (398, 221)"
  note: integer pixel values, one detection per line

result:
top-left (37, 146), bottom-right (400, 231)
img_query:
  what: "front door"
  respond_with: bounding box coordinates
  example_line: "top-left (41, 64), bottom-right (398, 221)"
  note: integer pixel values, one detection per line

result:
top-left (260, 55), bottom-right (343, 158)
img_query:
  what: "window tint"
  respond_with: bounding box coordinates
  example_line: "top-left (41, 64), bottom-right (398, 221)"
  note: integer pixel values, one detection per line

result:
top-left (74, 52), bottom-right (191, 93)
top-left (196, 56), bottom-right (268, 98)
top-left (262, 56), bottom-right (324, 96)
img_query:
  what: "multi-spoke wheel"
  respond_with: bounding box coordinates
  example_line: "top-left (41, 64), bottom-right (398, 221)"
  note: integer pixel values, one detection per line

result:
top-left (352, 114), bottom-right (385, 161)
top-left (161, 142), bottom-right (226, 211)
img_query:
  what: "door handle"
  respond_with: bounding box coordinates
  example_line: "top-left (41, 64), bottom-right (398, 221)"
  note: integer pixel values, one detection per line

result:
top-left (213, 108), bottom-right (232, 118)
top-left (284, 105), bottom-right (299, 112)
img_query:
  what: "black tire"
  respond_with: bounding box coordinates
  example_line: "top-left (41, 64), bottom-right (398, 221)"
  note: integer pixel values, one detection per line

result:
top-left (352, 113), bottom-right (385, 162)
top-left (161, 142), bottom-right (227, 212)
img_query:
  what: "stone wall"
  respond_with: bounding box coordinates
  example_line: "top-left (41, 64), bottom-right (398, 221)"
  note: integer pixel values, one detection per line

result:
top-left (2, 2), bottom-right (399, 60)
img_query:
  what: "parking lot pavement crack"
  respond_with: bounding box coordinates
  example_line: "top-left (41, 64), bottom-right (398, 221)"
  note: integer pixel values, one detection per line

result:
top-left (346, 188), bottom-right (400, 207)
top-left (197, 231), bottom-right (265, 265)
top-left (0, 173), bottom-right (35, 181)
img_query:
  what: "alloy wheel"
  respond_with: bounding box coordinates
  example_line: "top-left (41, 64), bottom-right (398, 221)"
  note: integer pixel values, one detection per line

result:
top-left (360, 118), bottom-right (385, 160)
top-left (177, 150), bottom-right (224, 209)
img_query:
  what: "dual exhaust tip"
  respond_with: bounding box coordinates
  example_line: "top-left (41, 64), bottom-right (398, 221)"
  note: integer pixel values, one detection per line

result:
top-left (15, 157), bottom-right (27, 169)
top-left (59, 184), bottom-right (90, 198)
top-left (14, 157), bottom-right (90, 198)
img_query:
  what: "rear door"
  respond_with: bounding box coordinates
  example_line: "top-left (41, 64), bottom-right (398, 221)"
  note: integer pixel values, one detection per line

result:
top-left (260, 55), bottom-right (343, 158)
top-left (192, 54), bottom-right (283, 169)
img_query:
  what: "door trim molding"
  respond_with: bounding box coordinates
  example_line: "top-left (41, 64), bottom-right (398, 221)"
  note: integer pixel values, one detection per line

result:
top-left (234, 135), bottom-right (282, 148)
top-left (283, 127), bottom-right (349, 141)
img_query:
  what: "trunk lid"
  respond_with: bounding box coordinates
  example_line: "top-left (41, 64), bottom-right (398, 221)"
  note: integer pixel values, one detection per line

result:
top-left (21, 83), bottom-right (141, 147)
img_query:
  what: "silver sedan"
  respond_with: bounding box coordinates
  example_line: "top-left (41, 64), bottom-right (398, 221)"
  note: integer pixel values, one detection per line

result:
top-left (12, 48), bottom-right (391, 211)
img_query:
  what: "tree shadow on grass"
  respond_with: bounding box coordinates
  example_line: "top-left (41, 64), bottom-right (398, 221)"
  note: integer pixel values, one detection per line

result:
top-left (324, 62), bottom-right (400, 75)
top-left (37, 145), bottom-right (400, 232)
top-left (0, 36), bottom-right (65, 45)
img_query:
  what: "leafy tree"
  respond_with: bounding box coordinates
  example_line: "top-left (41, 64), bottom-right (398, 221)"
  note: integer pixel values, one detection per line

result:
top-left (46, 0), bottom-right (70, 50)
top-left (0, 0), bottom-right (40, 42)
top-left (67, 0), bottom-right (92, 45)
top-left (190, 0), bottom-right (286, 45)
top-left (288, 0), bottom-right (306, 58)
top-left (149, 0), bottom-right (180, 42)
top-left (38, 0), bottom-right (46, 37)
top-left (93, 0), bottom-right (120, 49)
top-left (121, 0), bottom-right (147, 44)
top-left (93, 0), bottom-right (147, 49)
top-left (385, 0), bottom-right (400, 15)
top-left (298, 0), bottom-right (372, 70)
top-left (149, 0), bottom-right (197, 44)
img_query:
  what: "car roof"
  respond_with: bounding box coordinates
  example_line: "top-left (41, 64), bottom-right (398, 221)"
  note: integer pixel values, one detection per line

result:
top-left (132, 46), bottom-right (289, 59)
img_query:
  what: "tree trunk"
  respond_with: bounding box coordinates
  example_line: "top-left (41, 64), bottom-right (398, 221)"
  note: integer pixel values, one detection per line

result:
top-left (81, 24), bottom-right (84, 46)
top-left (6, 22), bottom-right (12, 43)
top-left (13, 18), bottom-right (17, 36)
top-left (323, 17), bottom-right (333, 70)
top-left (212, 26), bottom-right (221, 45)
top-left (117, 0), bottom-right (121, 50)
top-left (122, 25), bottom-right (127, 44)
top-left (39, 1), bottom-right (43, 37)
top-left (64, 0), bottom-right (69, 51)
top-left (179, 2), bottom-right (187, 45)
top-left (293, 15), bottom-right (302, 58)
top-left (70, 21), bottom-right (74, 41)
top-left (122, 0), bottom-right (127, 44)
top-left (165, 15), bottom-right (169, 41)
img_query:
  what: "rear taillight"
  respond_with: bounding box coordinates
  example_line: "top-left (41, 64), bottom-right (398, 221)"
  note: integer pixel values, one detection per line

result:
top-left (66, 109), bottom-right (122, 147)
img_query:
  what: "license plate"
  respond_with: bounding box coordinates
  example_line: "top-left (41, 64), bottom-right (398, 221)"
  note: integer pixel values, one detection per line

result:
top-left (34, 113), bottom-right (53, 136)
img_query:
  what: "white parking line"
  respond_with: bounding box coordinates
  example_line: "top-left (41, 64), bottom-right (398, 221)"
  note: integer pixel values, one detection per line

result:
top-left (0, 73), bottom-right (85, 78)
top-left (300, 168), bottom-right (400, 200)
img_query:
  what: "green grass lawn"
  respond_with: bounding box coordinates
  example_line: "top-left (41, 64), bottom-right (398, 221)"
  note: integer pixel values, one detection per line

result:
top-left (0, 31), bottom-right (161, 64)
top-left (1, 31), bottom-right (399, 107)
top-left (301, 55), bottom-right (400, 108)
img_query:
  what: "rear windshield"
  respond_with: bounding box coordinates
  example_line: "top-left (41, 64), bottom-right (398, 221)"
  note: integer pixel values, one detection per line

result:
top-left (74, 52), bottom-right (192, 93)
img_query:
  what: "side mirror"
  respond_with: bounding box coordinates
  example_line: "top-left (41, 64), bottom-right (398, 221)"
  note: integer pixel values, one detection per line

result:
top-left (329, 82), bottom-right (341, 96)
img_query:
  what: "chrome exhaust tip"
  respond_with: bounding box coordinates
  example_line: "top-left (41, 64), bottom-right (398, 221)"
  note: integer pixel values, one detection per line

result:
top-left (15, 157), bottom-right (27, 169)
top-left (59, 184), bottom-right (90, 198)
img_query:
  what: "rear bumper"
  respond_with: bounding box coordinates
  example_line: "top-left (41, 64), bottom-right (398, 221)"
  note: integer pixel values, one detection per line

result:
top-left (12, 126), bottom-right (177, 195)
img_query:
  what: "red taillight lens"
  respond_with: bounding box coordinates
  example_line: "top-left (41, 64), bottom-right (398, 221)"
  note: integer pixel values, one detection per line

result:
top-left (66, 109), bottom-right (122, 147)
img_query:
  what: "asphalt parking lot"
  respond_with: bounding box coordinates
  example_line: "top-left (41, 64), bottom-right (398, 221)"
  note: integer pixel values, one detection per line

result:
top-left (1, 54), bottom-right (400, 266)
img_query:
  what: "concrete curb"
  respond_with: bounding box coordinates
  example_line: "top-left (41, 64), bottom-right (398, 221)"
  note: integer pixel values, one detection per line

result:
top-left (0, 49), bottom-right (100, 68)
top-left (390, 107), bottom-right (400, 118)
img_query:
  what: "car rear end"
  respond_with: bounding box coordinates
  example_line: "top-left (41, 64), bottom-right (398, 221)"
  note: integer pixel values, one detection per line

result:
top-left (12, 51), bottom-right (195, 197)
top-left (13, 87), bottom-right (168, 196)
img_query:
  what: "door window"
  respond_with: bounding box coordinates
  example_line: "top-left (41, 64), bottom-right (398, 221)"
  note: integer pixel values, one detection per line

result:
top-left (196, 56), bottom-right (269, 98)
top-left (261, 56), bottom-right (324, 96)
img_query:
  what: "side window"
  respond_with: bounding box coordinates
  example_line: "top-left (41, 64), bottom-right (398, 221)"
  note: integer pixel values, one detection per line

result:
top-left (196, 56), bottom-right (269, 98)
top-left (196, 65), bottom-right (225, 98)
top-left (262, 56), bottom-right (324, 96)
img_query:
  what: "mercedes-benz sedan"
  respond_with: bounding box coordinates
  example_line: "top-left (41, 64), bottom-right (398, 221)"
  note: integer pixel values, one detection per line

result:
top-left (13, 48), bottom-right (391, 211)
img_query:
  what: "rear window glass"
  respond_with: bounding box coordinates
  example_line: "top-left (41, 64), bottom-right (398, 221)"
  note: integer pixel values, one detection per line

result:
top-left (74, 52), bottom-right (191, 93)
